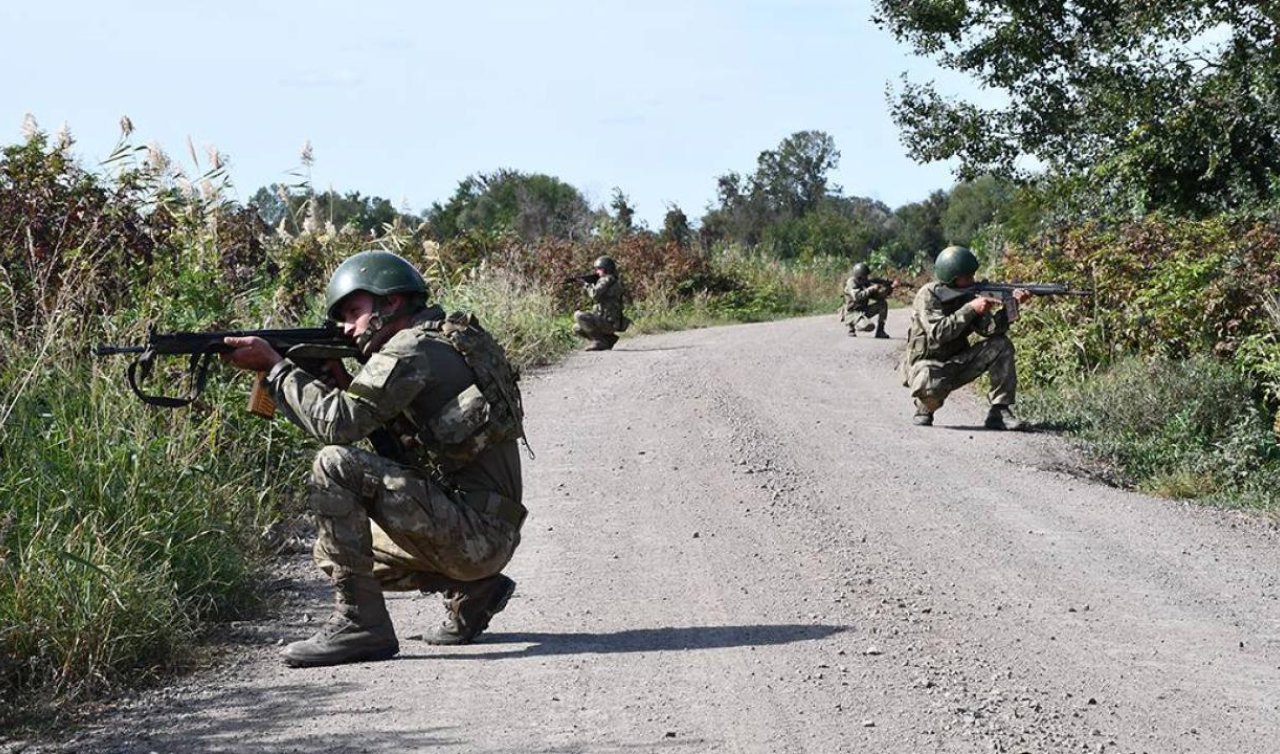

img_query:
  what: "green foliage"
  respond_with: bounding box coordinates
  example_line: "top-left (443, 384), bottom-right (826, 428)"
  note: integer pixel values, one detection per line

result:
top-left (628, 249), bottom-right (845, 332)
top-left (249, 184), bottom-right (419, 238)
top-left (701, 130), bottom-right (843, 249)
top-left (1001, 214), bottom-right (1280, 507)
top-left (427, 169), bottom-right (595, 243)
top-left (875, 0), bottom-right (1280, 215)
top-left (1021, 356), bottom-right (1280, 507)
top-left (999, 215), bottom-right (1280, 402)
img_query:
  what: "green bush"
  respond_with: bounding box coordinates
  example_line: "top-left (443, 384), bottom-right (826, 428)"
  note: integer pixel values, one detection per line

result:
top-left (1021, 356), bottom-right (1280, 507)
top-left (998, 215), bottom-right (1280, 398)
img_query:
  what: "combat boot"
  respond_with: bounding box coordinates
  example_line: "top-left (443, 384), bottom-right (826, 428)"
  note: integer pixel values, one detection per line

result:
top-left (422, 573), bottom-right (516, 646)
top-left (874, 325), bottom-right (890, 339)
top-left (984, 404), bottom-right (1025, 431)
top-left (282, 574), bottom-right (399, 668)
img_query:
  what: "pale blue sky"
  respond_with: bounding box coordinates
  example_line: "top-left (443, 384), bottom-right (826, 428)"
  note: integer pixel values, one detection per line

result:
top-left (1, 1), bottom-right (986, 227)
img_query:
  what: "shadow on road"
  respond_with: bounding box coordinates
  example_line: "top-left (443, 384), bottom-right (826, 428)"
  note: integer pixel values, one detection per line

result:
top-left (45, 682), bottom-right (463, 754)
top-left (402, 623), bottom-right (848, 660)
top-left (612, 345), bottom-right (696, 353)
top-left (934, 424), bottom-right (1060, 434)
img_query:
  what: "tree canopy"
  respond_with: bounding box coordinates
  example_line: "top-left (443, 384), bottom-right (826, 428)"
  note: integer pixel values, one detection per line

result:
top-left (427, 169), bottom-right (595, 242)
top-left (875, 1), bottom-right (1280, 215)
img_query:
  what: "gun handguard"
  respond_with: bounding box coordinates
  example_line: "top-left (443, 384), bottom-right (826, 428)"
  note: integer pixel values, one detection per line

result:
top-left (94, 325), bottom-right (360, 409)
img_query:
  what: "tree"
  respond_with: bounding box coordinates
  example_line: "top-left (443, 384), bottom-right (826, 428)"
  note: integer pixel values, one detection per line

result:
top-left (699, 130), bottom-right (842, 249)
top-left (942, 176), bottom-right (1014, 246)
top-left (874, 1), bottom-right (1280, 215)
top-left (754, 130), bottom-right (841, 216)
top-left (659, 203), bottom-right (692, 248)
top-left (609, 187), bottom-right (635, 234)
top-left (427, 169), bottom-right (594, 242)
top-left (884, 190), bottom-right (948, 266)
top-left (249, 184), bottom-right (417, 236)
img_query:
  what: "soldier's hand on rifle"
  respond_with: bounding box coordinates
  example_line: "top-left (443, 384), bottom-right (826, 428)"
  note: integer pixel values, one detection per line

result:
top-left (970, 297), bottom-right (997, 315)
top-left (221, 336), bottom-right (283, 372)
top-left (320, 359), bottom-right (353, 390)
top-left (1013, 288), bottom-right (1032, 305)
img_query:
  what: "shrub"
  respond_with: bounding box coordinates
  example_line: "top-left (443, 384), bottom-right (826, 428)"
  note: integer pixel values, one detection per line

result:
top-left (1021, 356), bottom-right (1280, 506)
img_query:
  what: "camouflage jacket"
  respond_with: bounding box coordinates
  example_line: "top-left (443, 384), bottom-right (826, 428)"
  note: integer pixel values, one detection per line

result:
top-left (265, 308), bottom-right (521, 501)
top-left (904, 281), bottom-right (1010, 366)
top-left (843, 276), bottom-right (884, 312)
top-left (588, 274), bottom-right (625, 328)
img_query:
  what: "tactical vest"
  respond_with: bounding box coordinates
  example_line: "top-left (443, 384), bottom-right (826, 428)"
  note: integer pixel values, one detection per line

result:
top-left (414, 312), bottom-right (526, 468)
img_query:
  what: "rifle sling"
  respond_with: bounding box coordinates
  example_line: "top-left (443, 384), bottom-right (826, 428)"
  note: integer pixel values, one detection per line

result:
top-left (127, 351), bottom-right (215, 408)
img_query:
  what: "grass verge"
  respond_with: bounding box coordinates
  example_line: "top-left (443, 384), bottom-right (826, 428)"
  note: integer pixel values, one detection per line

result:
top-left (1020, 355), bottom-right (1280, 510)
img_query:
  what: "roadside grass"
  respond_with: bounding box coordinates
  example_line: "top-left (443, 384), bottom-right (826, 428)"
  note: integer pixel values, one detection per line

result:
top-left (0, 320), bottom-right (309, 726)
top-left (1020, 355), bottom-right (1280, 510)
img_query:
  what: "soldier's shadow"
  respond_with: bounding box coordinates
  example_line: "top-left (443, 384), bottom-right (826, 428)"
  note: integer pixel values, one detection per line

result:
top-left (613, 345), bottom-right (695, 353)
top-left (935, 424), bottom-right (1054, 434)
top-left (400, 623), bottom-right (846, 660)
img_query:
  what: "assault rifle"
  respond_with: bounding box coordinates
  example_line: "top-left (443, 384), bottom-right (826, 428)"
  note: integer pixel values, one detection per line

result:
top-left (564, 272), bottom-right (600, 286)
top-left (936, 281), bottom-right (1092, 322)
top-left (94, 325), bottom-right (359, 413)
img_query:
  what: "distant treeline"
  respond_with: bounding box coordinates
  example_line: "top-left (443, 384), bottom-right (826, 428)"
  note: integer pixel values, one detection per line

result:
top-left (248, 129), bottom-right (1023, 271)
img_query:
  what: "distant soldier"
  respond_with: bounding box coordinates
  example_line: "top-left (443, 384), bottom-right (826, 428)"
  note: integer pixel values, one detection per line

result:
top-left (841, 262), bottom-right (896, 338)
top-left (902, 245), bottom-right (1031, 429)
top-left (571, 255), bottom-right (628, 351)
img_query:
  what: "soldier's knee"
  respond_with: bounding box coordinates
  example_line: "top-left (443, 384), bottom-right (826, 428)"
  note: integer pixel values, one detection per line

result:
top-left (990, 334), bottom-right (1014, 355)
top-left (311, 445), bottom-right (373, 491)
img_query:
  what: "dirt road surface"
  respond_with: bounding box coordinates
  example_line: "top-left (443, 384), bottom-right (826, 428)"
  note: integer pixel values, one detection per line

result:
top-left (16, 312), bottom-right (1280, 753)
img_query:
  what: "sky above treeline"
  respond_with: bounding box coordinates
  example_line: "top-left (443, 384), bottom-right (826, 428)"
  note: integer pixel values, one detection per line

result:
top-left (1, 1), bottom-right (988, 228)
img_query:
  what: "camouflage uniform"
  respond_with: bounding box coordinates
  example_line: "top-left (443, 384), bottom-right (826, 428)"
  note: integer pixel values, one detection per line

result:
top-left (841, 276), bottom-right (889, 335)
top-left (573, 274), bottom-right (625, 348)
top-left (902, 281), bottom-right (1017, 415)
top-left (266, 307), bottom-right (524, 596)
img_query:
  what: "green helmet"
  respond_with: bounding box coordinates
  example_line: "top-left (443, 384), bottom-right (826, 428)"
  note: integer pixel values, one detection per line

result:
top-left (593, 255), bottom-right (617, 275)
top-left (325, 249), bottom-right (429, 320)
top-left (851, 262), bottom-right (870, 280)
top-left (933, 245), bottom-right (980, 284)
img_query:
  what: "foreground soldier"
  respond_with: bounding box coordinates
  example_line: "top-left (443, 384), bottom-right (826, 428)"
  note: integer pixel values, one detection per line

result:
top-left (572, 255), bottom-right (627, 351)
top-left (222, 250), bottom-right (526, 667)
top-left (902, 245), bottom-right (1031, 429)
top-left (841, 262), bottom-right (893, 338)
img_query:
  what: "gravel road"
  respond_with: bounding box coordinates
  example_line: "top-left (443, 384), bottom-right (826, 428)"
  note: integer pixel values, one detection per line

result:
top-left (18, 311), bottom-right (1280, 753)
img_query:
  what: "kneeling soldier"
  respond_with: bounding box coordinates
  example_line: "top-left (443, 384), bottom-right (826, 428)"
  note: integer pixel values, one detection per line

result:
top-left (572, 255), bottom-right (627, 351)
top-left (902, 245), bottom-right (1031, 430)
top-left (842, 262), bottom-right (892, 338)
top-left (223, 250), bottom-right (527, 667)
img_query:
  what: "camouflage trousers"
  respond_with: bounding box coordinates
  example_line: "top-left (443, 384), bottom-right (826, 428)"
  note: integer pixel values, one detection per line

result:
top-left (307, 445), bottom-right (520, 591)
top-left (905, 335), bottom-right (1017, 413)
top-left (573, 310), bottom-right (617, 341)
top-left (844, 299), bottom-right (888, 332)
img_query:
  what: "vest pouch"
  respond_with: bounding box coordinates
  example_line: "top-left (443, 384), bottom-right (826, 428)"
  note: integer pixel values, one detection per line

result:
top-left (426, 384), bottom-right (492, 445)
